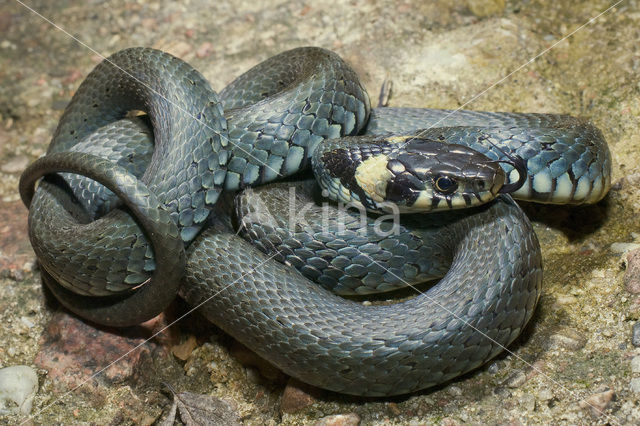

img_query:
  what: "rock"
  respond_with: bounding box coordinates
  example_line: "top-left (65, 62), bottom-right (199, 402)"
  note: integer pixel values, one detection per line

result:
top-left (387, 402), bottom-right (401, 416)
top-left (537, 388), bottom-right (554, 402)
top-left (631, 356), bottom-right (640, 373)
top-left (447, 385), bottom-right (463, 396)
top-left (487, 361), bottom-right (503, 374)
top-left (579, 389), bottom-right (615, 416)
top-left (280, 379), bottom-right (322, 414)
top-left (549, 328), bottom-right (587, 350)
top-left (625, 249), bottom-right (640, 294)
top-left (503, 370), bottom-right (527, 388)
top-left (630, 378), bottom-right (640, 394)
top-left (493, 386), bottom-right (511, 398)
top-left (34, 311), bottom-right (166, 390)
top-left (613, 243), bottom-right (640, 254)
top-left (632, 322), bottom-right (640, 347)
top-left (0, 365), bottom-right (38, 415)
top-left (314, 413), bottom-right (361, 426)
top-left (519, 393), bottom-right (536, 412)
top-left (171, 335), bottom-right (198, 361)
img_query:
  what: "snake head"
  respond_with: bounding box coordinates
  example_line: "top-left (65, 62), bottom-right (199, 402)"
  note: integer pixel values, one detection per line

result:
top-left (368, 139), bottom-right (508, 212)
top-left (315, 136), bottom-right (511, 213)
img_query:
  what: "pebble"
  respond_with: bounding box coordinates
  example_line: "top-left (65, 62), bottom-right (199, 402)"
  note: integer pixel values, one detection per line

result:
top-left (613, 243), bottom-right (640, 254)
top-left (503, 370), bottom-right (527, 388)
top-left (447, 385), bottom-right (463, 396)
top-left (493, 386), bottom-right (511, 398)
top-left (549, 328), bottom-right (587, 350)
top-left (625, 249), bottom-right (640, 294)
top-left (579, 389), bottom-right (615, 416)
top-left (314, 413), bottom-right (361, 426)
top-left (631, 356), bottom-right (640, 373)
top-left (537, 388), bottom-right (554, 402)
top-left (171, 335), bottom-right (198, 361)
top-left (630, 378), bottom-right (640, 394)
top-left (632, 322), bottom-right (640, 347)
top-left (280, 379), bottom-right (320, 414)
top-left (487, 360), bottom-right (503, 374)
top-left (0, 365), bottom-right (38, 415)
top-left (519, 393), bottom-right (536, 411)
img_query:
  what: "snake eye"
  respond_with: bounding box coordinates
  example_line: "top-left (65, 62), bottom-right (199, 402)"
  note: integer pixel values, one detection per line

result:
top-left (434, 175), bottom-right (458, 195)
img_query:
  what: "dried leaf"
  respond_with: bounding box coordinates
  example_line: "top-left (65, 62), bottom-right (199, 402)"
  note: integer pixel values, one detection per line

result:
top-left (157, 398), bottom-right (178, 426)
top-left (163, 384), bottom-right (241, 426)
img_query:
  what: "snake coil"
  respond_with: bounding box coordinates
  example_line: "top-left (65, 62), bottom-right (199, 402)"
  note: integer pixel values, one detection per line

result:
top-left (20, 47), bottom-right (611, 396)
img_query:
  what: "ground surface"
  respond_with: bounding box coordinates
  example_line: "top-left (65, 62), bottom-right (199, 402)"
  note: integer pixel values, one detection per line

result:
top-left (1, 0), bottom-right (639, 424)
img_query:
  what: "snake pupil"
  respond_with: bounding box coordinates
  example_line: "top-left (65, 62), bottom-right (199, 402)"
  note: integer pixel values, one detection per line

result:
top-left (435, 175), bottom-right (458, 194)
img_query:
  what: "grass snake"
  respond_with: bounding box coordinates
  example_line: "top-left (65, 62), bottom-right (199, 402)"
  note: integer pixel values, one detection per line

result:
top-left (19, 47), bottom-right (611, 396)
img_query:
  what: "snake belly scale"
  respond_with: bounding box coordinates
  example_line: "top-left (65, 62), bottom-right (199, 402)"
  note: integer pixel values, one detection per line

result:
top-left (20, 47), bottom-right (611, 396)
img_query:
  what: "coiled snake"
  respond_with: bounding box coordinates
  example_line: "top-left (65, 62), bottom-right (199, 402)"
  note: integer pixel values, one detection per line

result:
top-left (19, 47), bottom-right (611, 396)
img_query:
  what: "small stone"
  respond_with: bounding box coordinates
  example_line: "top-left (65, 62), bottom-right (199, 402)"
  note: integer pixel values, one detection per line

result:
top-left (613, 243), bottom-right (640, 254)
top-left (9, 268), bottom-right (24, 281)
top-left (441, 418), bottom-right (460, 426)
top-left (314, 413), bottom-right (361, 426)
top-left (601, 328), bottom-right (614, 338)
top-left (519, 393), bottom-right (536, 411)
top-left (493, 386), bottom-right (511, 398)
top-left (631, 378), bottom-right (640, 394)
top-left (579, 389), bottom-right (615, 416)
top-left (625, 249), bottom-right (640, 294)
top-left (19, 316), bottom-right (34, 329)
top-left (632, 322), bottom-right (640, 347)
top-left (387, 402), bottom-right (401, 416)
top-left (503, 370), bottom-right (527, 388)
top-left (447, 385), bottom-right (463, 396)
top-left (631, 356), bottom-right (640, 373)
top-left (555, 294), bottom-right (578, 305)
top-left (0, 365), bottom-right (38, 415)
top-left (538, 388), bottom-right (553, 402)
top-left (244, 367), bottom-right (262, 384)
top-left (487, 360), bottom-right (503, 374)
top-left (280, 379), bottom-right (322, 414)
top-left (171, 335), bottom-right (198, 361)
top-left (549, 328), bottom-right (587, 350)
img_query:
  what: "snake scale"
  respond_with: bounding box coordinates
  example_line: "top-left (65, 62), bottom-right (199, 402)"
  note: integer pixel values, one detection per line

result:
top-left (19, 47), bottom-right (611, 396)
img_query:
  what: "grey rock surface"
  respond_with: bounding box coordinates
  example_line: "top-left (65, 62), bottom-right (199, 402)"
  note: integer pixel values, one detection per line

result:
top-left (0, 365), bottom-right (38, 415)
